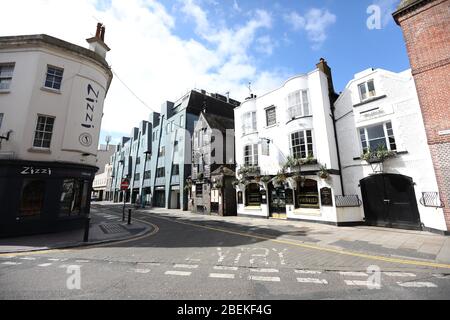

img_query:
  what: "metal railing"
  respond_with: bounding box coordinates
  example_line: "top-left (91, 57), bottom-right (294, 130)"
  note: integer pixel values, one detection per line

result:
top-left (420, 192), bottom-right (445, 208)
top-left (335, 195), bottom-right (363, 208)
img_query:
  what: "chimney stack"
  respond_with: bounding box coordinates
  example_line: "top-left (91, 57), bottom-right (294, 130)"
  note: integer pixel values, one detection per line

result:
top-left (316, 58), bottom-right (338, 103)
top-left (87, 23), bottom-right (110, 59)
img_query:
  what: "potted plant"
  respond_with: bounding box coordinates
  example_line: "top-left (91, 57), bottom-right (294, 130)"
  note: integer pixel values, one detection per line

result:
top-left (318, 164), bottom-right (330, 180)
top-left (283, 156), bottom-right (303, 173)
top-left (361, 145), bottom-right (397, 164)
top-left (273, 170), bottom-right (288, 188)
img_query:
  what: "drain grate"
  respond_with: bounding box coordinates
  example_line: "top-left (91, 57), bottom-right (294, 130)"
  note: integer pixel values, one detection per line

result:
top-left (100, 224), bottom-right (127, 234)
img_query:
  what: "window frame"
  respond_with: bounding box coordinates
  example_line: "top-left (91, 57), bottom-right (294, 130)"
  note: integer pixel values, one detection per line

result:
top-left (242, 111), bottom-right (257, 136)
top-left (44, 65), bottom-right (64, 91)
top-left (0, 63), bottom-right (15, 91)
top-left (290, 130), bottom-right (315, 160)
top-left (244, 144), bottom-right (259, 166)
top-left (287, 90), bottom-right (310, 120)
top-left (32, 115), bottom-right (55, 149)
top-left (265, 106), bottom-right (277, 127)
top-left (358, 79), bottom-right (376, 102)
top-left (359, 121), bottom-right (397, 153)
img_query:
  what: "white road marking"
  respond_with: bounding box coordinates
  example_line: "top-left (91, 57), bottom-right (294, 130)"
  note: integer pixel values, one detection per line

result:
top-left (345, 280), bottom-right (371, 286)
top-left (297, 278), bottom-right (328, 285)
top-left (174, 264), bottom-right (199, 269)
top-left (384, 272), bottom-right (416, 277)
top-left (165, 271), bottom-right (192, 277)
top-left (38, 263), bottom-right (53, 267)
top-left (133, 269), bottom-right (151, 274)
top-left (209, 273), bottom-right (235, 279)
top-left (249, 276), bottom-right (281, 282)
top-left (214, 266), bottom-right (239, 271)
top-left (75, 260), bottom-right (90, 263)
top-left (20, 257), bottom-right (37, 261)
top-left (48, 259), bottom-right (60, 262)
top-left (397, 282), bottom-right (437, 288)
top-left (295, 270), bottom-right (322, 275)
top-left (339, 272), bottom-right (368, 277)
top-left (433, 274), bottom-right (450, 279)
top-left (250, 268), bottom-right (279, 273)
top-left (2, 262), bottom-right (22, 266)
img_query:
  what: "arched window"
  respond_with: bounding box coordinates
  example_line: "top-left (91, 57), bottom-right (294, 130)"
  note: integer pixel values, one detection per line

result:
top-left (246, 183), bottom-right (262, 207)
top-left (296, 179), bottom-right (319, 209)
top-left (19, 179), bottom-right (45, 218)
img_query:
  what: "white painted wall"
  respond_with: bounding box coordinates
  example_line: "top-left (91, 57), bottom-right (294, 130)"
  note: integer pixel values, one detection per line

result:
top-left (335, 68), bottom-right (447, 231)
top-left (0, 38), bottom-right (112, 168)
top-left (234, 69), bottom-right (342, 222)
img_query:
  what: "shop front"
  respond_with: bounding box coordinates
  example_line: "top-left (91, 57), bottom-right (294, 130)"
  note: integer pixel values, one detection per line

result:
top-left (0, 160), bottom-right (96, 237)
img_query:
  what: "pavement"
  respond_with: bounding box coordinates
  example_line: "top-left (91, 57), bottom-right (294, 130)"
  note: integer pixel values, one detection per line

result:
top-left (0, 203), bottom-right (449, 300)
top-left (0, 206), bottom-right (153, 254)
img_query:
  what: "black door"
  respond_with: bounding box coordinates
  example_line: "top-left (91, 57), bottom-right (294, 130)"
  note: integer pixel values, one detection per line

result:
top-left (360, 174), bottom-right (421, 230)
top-left (269, 184), bottom-right (287, 218)
top-left (154, 190), bottom-right (166, 208)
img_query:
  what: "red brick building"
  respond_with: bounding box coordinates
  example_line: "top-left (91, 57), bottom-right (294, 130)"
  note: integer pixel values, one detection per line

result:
top-left (394, 0), bottom-right (450, 233)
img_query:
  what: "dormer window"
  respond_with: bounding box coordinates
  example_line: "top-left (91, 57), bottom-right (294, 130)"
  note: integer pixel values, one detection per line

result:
top-left (358, 79), bottom-right (376, 101)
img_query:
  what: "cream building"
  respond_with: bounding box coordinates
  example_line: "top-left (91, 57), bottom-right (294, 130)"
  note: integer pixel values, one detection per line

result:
top-left (0, 24), bottom-right (113, 236)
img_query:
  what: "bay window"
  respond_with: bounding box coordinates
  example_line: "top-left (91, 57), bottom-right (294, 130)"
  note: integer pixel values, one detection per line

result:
top-left (291, 130), bottom-right (314, 159)
top-left (242, 112), bottom-right (257, 135)
top-left (244, 144), bottom-right (259, 166)
top-left (287, 90), bottom-right (310, 119)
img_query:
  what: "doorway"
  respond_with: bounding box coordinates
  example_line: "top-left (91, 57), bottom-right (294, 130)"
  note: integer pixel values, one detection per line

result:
top-left (269, 183), bottom-right (287, 219)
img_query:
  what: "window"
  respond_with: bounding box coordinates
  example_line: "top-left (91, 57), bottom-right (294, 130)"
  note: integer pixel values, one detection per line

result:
top-left (19, 179), bottom-right (45, 218)
top-left (33, 115), bottom-right (55, 149)
top-left (0, 63), bottom-right (14, 90)
top-left (196, 184), bottom-right (203, 197)
top-left (172, 164), bottom-right (180, 176)
top-left (246, 183), bottom-right (262, 207)
top-left (136, 157), bottom-right (141, 165)
top-left (159, 146), bottom-right (165, 157)
top-left (287, 90), bottom-right (310, 119)
top-left (156, 168), bottom-right (165, 178)
top-left (266, 106), bottom-right (277, 126)
top-left (262, 139), bottom-right (270, 156)
top-left (291, 130), bottom-right (314, 159)
top-left (244, 144), bottom-right (259, 166)
top-left (358, 79), bottom-right (376, 101)
top-left (144, 171), bottom-right (151, 180)
top-left (242, 112), bottom-right (257, 135)
top-left (296, 179), bottom-right (319, 209)
top-left (359, 121), bottom-right (397, 153)
top-left (44, 66), bottom-right (64, 90)
top-left (60, 179), bottom-right (87, 216)
top-left (134, 173), bottom-right (140, 181)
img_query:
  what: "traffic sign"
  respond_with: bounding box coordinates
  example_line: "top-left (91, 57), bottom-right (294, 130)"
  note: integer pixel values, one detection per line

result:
top-left (121, 179), bottom-right (130, 190)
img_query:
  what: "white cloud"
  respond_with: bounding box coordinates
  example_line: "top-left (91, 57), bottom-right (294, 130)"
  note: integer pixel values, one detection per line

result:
top-left (284, 8), bottom-right (337, 49)
top-left (1, 0), bottom-right (287, 137)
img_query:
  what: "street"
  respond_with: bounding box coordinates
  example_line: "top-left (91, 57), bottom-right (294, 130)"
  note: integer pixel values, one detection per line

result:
top-left (0, 205), bottom-right (449, 300)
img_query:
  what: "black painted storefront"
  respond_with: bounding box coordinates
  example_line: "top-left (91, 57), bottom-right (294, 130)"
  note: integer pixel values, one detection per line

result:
top-left (0, 160), bottom-right (97, 238)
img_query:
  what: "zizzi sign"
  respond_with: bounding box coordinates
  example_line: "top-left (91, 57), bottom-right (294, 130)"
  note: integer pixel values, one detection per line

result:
top-left (79, 84), bottom-right (100, 148)
top-left (20, 167), bottom-right (52, 176)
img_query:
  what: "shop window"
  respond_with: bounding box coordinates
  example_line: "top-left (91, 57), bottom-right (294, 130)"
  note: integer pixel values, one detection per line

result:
top-left (60, 179), bottom-right (88, 216)
top-left (296, 179), bottom-right (319, 209)
top-left (19, 179), bottom-right (45, 218)
top-left (246, 183), bottom-right (262, 207)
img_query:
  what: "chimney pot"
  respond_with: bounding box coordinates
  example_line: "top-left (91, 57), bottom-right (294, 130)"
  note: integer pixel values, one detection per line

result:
top-left (95, 23), bottom-right (102, 38)
top-left (100, 26), bottom-right (106, 41)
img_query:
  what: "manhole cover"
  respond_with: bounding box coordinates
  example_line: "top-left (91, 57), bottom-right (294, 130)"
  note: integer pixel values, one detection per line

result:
top-left (100, 224), bottom-right (127, 234)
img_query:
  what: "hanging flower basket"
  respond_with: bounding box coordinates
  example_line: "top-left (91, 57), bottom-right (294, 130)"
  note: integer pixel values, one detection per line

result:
top-left (318, 164), bottom-right (330, 180)
top-left (361, 146), bottom-right (397, 165)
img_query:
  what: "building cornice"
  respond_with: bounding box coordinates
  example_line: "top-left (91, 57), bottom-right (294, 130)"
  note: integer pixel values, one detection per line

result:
top-left (393, 0), bottom-right (435, 24)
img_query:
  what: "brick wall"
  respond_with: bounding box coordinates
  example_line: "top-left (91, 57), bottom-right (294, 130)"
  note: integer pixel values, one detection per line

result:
top-left (396, 0), bottom-right (450, 230)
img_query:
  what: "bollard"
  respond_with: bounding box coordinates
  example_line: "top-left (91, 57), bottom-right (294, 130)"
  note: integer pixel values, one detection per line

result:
top-left (128, 209), bottom-right (132, 225)
top-left (83, 217), bottom-right (91, 243)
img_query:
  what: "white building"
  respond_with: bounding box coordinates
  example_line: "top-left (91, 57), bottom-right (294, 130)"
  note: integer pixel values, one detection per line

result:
top-left (92, 144), bottom-right (115, 201)
top-left (335, 68), bottom-right (447, 234)
top-left (234, 59), bottom-right (345, 224)
top-left (0, 24), bottom-right (113, 236)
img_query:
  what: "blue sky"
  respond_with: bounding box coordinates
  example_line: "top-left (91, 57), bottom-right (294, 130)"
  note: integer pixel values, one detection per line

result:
top-left (2, 0), bottom-right (409, 145)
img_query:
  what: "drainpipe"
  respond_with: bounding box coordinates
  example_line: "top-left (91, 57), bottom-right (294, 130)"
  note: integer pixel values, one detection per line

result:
top-left (316, 58), bottom-right (345, 196)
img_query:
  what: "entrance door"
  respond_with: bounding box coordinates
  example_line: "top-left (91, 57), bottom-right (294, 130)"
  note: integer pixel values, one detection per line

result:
top-left (154, 190), bottom-right (166, 208)
top-left (360, 174), bottom-right (421, 230)
top-left (269, 184), bottom-right (287, 219)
